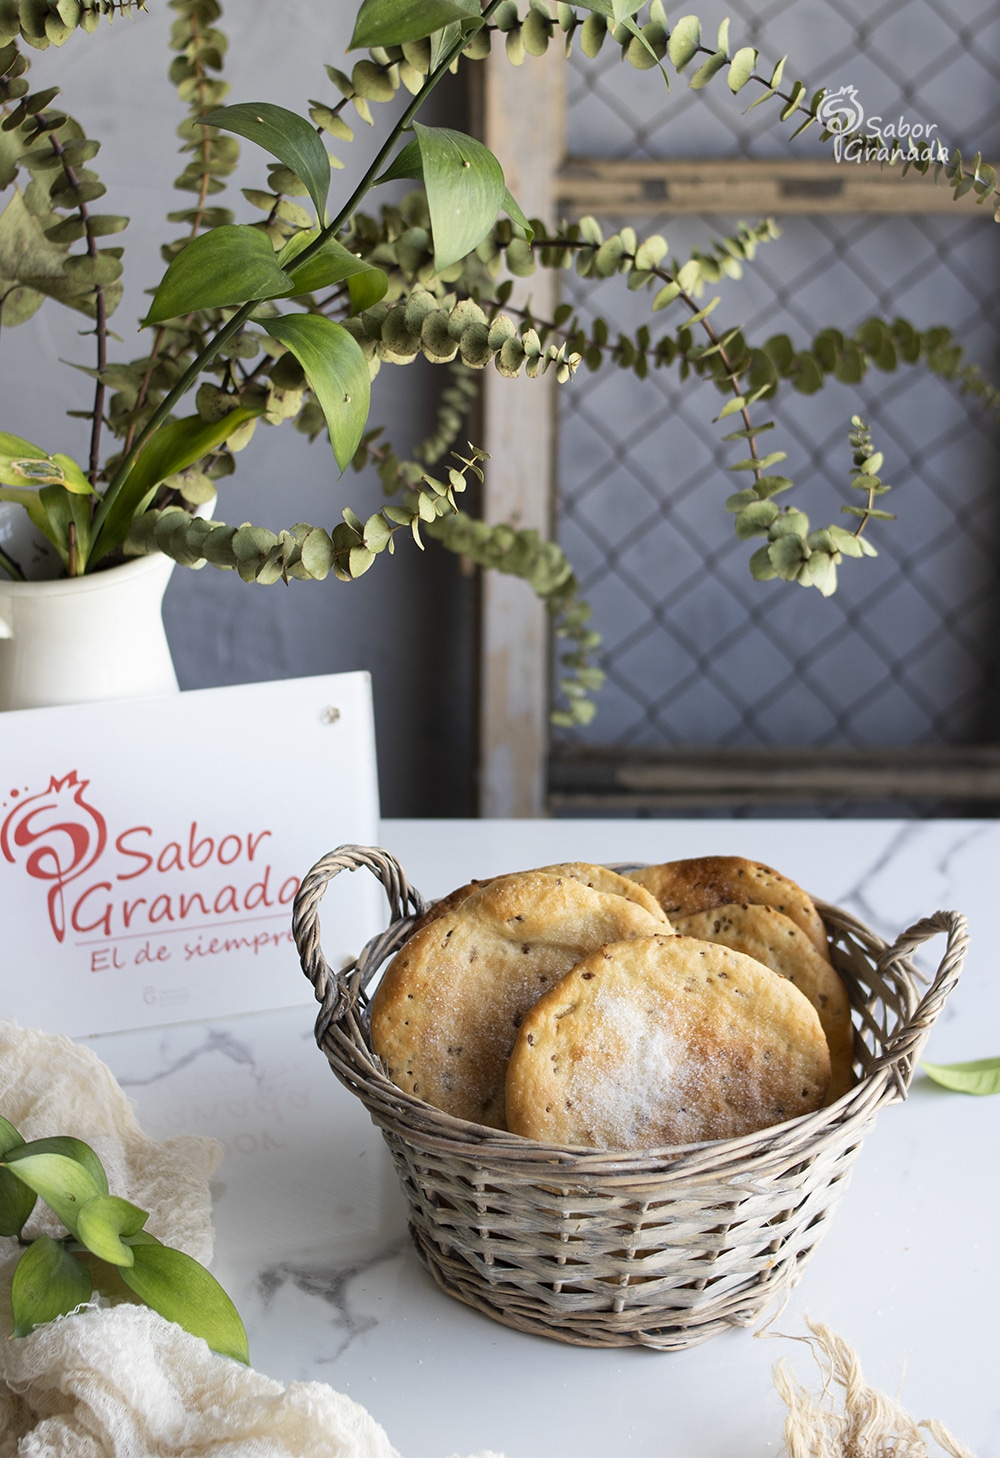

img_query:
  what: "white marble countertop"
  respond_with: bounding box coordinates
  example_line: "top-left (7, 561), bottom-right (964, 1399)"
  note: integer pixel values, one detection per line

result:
top-left (84, 819), bottom-right (998, 1458)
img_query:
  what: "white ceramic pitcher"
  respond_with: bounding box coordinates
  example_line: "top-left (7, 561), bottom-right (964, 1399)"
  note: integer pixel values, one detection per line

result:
top-left (0, 550), bottom-right (180, 711)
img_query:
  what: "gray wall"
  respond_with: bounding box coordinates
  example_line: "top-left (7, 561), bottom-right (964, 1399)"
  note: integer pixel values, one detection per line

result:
top-left (4, 0), bottom-right (477, 816)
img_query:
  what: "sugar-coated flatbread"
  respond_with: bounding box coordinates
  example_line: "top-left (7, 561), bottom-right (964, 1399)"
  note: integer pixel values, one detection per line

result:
top-left (672, 903), bottom-right (855, 1102)
top-left (505, 935), bottom-right (832, 1149)
top-left (370, 869), bottom-right (669, 1128)
top-left (629, 856), bottom-right (830, 961)
top-left (412, 862), bottom-right (668, 935)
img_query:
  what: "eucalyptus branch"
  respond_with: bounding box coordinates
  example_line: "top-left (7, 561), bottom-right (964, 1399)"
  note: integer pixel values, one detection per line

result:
top-left (280, 1), bottom-right (507, 273)
top-left (485, 3), bottom-right (1000, 215)
top-left (46, 132), bottom-right (109, 486)
top-left (94, 0), bottom-right (505, 540)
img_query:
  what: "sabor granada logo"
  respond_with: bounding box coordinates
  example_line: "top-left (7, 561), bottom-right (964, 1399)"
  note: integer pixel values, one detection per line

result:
top-left (1, 772), bottom-right (107, 943)
top-left (2, 771), bottom-right (299, 956)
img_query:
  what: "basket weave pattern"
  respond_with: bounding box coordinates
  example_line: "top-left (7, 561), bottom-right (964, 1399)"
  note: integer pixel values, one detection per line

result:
top-left (293, 846), bottom-right (968, 1350)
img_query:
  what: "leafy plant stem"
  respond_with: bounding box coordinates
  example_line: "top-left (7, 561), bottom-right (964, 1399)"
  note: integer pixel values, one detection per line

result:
top-left (185, 9), bottom-right (218, 238)
top-left (526, 232), bottom-right (764, 487)
top-left (0, 542), bottom-right (25, 581)
top-left (300, 0), bottom-right (505, 262)
top-left (121, 325), bottom-right (168, 459)
top-left (92, 1), bottom-right (502, 548)
top-left (92, 300), bottom-right (254, 544)
top-left (47, 132), bottom-right (108, 490)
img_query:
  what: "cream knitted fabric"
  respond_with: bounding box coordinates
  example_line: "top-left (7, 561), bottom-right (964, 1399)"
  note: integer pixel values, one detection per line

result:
top-left (0, 1021), bottom-right (500, 1458)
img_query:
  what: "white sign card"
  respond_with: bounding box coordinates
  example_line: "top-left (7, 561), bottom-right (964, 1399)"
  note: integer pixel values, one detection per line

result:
top-left (0, 673), bottom-right (382, 1037)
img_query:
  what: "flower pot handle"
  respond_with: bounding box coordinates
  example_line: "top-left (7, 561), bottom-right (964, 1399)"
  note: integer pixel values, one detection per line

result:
top-left (866, 908), bottom-right (969, 1098)
top-left (292, 844), bottom-right (426, 1032)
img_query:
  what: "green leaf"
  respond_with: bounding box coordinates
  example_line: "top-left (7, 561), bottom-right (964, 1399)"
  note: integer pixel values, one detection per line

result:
top-left (350, 0), bottom-right (481, 48)
top-left (91, 406), bottom-right (262, 564)
top-left (277, 231), bottom-right (388, 312)
top-left (0, 432), bottom-right (91, 495)
top-left (11, 1235), bottom-right (92, 1338)
top-left (0, 188), bottom-right (75, 326)
top-left (0, 1117), bottom-right (36, 1238)
top-left (262, 315), bottom-right (370, 472)
top-left (501, 186), bottom-right (534, 244)
top-left (652, 280), bottom-right (681, 310)
top-left (77, 1194), bottom-right (149, 1266)
top-left (767, 533), bottom-right (808, 579)
top-left (2, 1149), bottom-right (104, 1236)
top-left (728, 46), bottom-right (757, 92)
top-left (414, 123), bottom-right (506, 272)
top-left (9, 1136), bottom-right (109, 1195)
top-left (145, 226), bottom-right (295, 325)
top-left (121, 1239), bottom-right (249, 1364)
top-left (749, 543), bottom-right (777, 581)
top-left (797, 548), bottom-right (837, 596)
top-left (379, 126), bottom-right (509, 271)
top-left (202, 103), bottom-right (331, 223)
top-left (0, 1115), bottom-right (23, 1159)
top-left (0, 1166), bottom-right (36, 1238)
top-left (734, 500), bottom-right (778, 538)
top-left (922, 1057), bottom-right (1000, 1096)
top-left (688, 50), bottom-right (727, 89)
top-left (667, 14), bottom-right (700, 70)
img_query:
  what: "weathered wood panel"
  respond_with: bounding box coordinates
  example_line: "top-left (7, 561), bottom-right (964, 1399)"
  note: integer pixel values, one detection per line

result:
top-left (556, 157), bottom-right (996, 215)
top-left (479, 42), bottom-right (565, 816)
top-left (549, 745), bottom-right (1000, 810)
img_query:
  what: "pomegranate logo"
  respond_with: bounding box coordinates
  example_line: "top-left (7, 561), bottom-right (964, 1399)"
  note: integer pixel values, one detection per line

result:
top-left (1, 773), bottom-right (108, 943)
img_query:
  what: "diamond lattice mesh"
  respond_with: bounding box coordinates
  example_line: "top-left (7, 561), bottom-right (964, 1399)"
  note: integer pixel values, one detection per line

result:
top-left (554, 0), bottom-right (1000, 771)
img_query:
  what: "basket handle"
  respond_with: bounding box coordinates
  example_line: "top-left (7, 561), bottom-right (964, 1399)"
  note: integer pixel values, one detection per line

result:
top-left (292, 844), bottom-right (426, 1030)
top-left (869, 908), bottom-right (970, 1097)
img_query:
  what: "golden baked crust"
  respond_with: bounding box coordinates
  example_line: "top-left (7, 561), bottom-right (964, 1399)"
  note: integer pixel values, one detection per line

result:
top-left (370, 869), bottom-right (669, 1128)
top-left (672, 903), bottom-right (855, 1102)
top-left (629, 856), bottom-right (830, 960)
top-left (412, 862), bottom-right (667, 935)
top-left (505, 935), bottom-right (832, 1149)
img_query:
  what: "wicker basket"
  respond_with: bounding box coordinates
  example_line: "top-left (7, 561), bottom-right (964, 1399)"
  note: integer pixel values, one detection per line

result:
top-left (293, 845), bottom-right (968, 1351)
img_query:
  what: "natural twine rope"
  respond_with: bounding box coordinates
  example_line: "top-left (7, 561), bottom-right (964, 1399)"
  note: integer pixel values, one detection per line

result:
top-left (773, 1321), bottom-right (976, 1458)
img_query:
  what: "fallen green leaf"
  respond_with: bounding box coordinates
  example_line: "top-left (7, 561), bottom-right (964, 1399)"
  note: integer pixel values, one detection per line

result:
top-left (921, 1057), bottom-right (1000, 1096)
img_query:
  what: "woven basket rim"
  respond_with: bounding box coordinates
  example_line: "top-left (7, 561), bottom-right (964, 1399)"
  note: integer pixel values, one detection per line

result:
top-left (293, 846), bottom-right (969, 1177)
